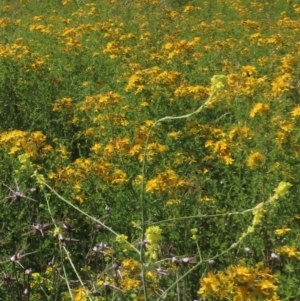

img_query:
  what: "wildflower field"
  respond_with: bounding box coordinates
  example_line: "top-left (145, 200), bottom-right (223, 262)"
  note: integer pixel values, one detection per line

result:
top-left (0, 0), bottom-right (300, 300)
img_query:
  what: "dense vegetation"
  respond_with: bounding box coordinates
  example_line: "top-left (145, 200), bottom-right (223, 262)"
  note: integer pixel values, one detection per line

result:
top-left (0, 0), bottom-right (299, 300)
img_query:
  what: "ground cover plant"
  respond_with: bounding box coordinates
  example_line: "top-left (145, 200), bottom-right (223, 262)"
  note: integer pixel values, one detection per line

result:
top-left (0, 0), bottom-right (300, 300)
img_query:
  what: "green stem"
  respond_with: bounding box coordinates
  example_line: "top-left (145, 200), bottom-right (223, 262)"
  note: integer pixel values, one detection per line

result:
top-left (140, 93), bottom-right (215, 301)
top-left (62, 245), bottom-right (93, 301)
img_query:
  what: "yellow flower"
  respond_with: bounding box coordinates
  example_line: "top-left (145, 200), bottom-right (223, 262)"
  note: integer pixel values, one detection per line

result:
top-left (31, 58), bottom-right (45, 69)
top-left (120, 277), bottom-right (140, 291)
top-left (183, 5), bottom-right (201, 13)
top-left (53, 97), bottom-right (73, 112)
top-left (277, 245), bottom-right (300, 258)
top-left (221, 154), bottom-right (234, 165)
top-left (8, 146), bottom-right (21, 155)
top-left (198, 272), bottom-right (221, 296)
top-left (116, 234), bottom-right (133, 252)
top-left (242, 65), bottom-right (256, 76)
top-left (210, 74), bottom-right (226, 95)
top-left (291, 105), bottom-right (300, 118)
top-left (73, 286), bottom-right (87, 301)
top-left (90, 143), bottom-right (102, 153)
top-left (131, 220), bottom-right (141, 228)
top-left (2, 5), bottom-right (12, 12)
top-left (168, 131), bottom-right (181, 139)
top-left (273, 182), bottom-right (292, 198)
top-left (249, 103), bottom-right (270, 117)
top-left (280, 121), bottom-right (293, 132)
top-left (42, 145), bottom-right (53, 153)
top-left (145, 226), bottom-right (163, 260)
top-left (235, 266), bottom-right (253, 283)
top-left (72, 183), bottom-right (81, 191)
top-left (258, 279), bottom-right (278, 293)
top-left (140, 101), bottom-right (149, 107)
top-left (247, 151), bottom-right (265, 168)
top-left (47, 172), bottom-right (56, 179)
top-left (145, 226), bottom-right (162, 244)
top-left (146, 169), bottom-right (187, 193)
top-left (129, 144), bottom-right (142, 156)
top-left (57, 144), bottom-right (70, 159)
top-left (45, 267), bottom-right (53, 275)
top-left (199, 262), bottom-right (279, 299)
top-left (122, 258), bottom-right (140, 271)
top-left (110, 169), bottom-right (127, 185)
top-left (252, 202), bottom-right (266, 226)
top-left (116, 234), bottom-right (128, 243)
top-left (190, 228), bottom-right (198, 240)
top-left (0, 17), bottom-right (10, 28)
top-left (274, 226), bottom-right (291, 236)
top-left (32, 171), bottom-right (46, 189)
top-left (271, 73), bottom-right (293, 96)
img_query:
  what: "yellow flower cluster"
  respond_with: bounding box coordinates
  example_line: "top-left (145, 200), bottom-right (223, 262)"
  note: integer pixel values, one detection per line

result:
top-left (205, 139), bottom-right (234, 165)
top-left (199, 262), bottom-right (279, 300)
top-left (145, 226), bottom-right (163, 260)
top-left (146, 169), bottom-right (187, 194)
top-left (120, 258), bottom-right (141, 291)
top-left (276, 245), bottom-right (300, 259)
top-left (0, 130), bottom-right (50, 159)
top-left (247, 151), bottom-right (265, 168)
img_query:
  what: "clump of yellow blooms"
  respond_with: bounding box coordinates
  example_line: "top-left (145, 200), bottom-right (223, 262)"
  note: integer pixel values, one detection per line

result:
top-left (249, 103), bottom-right (270, 117)
top-left (198, 261), bottom-right (280, 300)
top-left (0, 130), bottom-right (49, 159)
top-left (145, 226), bottom-right (163, 260)
top-left (115, 234), bottom-right (133, 252)
top-left (247, 151), bottom-right (265, 168)
top-left (146, 169), bottom-right (187, 194)
top-left (276, 245), bottom-right (300, 259)
top-left (274, 225), bottom-right (291, 236)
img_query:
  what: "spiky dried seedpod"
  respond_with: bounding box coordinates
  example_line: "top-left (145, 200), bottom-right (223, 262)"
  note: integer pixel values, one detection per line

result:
top-left (171, 256), bottom-right (180, 266)
top-left (2, 178), bottom-right (37, 205)
top-left (104, 282), bottom-right (112, 294)
top-left (182, 257), bottom-right (190, 265)
top-left (245, 247), bottom-right (252, 254)
top-left (271, 252), bottom-right (279, 260)
top-left (156, 267), bottom-right (169, 276)
top-left (7, 250), bottom-right (38, 269)
top-left (112, 261), bottom-right (120, 271)
top-left (61, 222), bottom-right (75, 233)
top-left (31, 223), bottom-right (51, 237)
top-left (86, 242), bottom-right (112, 259)
top-left (2, 274), bottom-right (16, 284)
top-left (48, 256), bottom-right (55, 267)
top-left (58, 234), bottom-right (79, 243)
top-left (93, 222), bottom-right (105, 232)
top-left (113, 272), bottom-right (121, 285)
top-left (92, 245), bottom-right (100, 253)
top-left (10, 253), bottom-right (25, 269)
top-left (92, 289), bottom-right (100, 296)
top-left (182, 257), bottom-right (197, 265)
top-left (98, 242), bottom-right (109, 251)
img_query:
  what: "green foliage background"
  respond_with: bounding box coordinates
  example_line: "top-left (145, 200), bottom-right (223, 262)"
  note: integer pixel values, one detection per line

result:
top-left (0, 0), bottom-right (299, 300)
